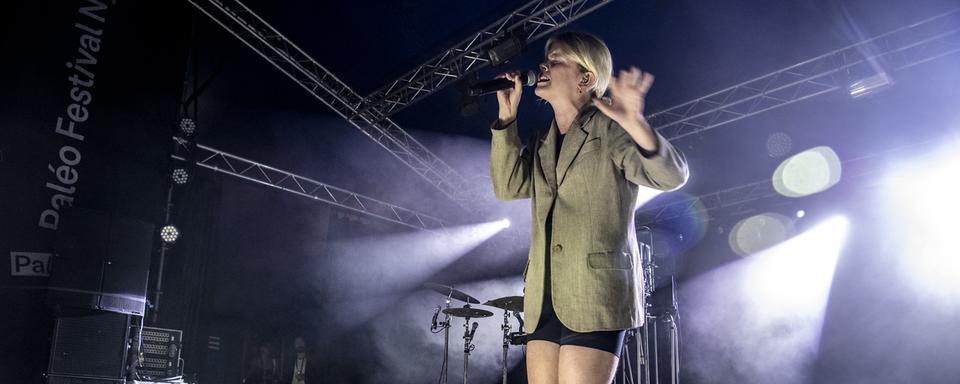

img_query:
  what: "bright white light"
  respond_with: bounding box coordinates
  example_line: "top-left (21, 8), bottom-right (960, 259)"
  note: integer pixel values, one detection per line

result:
top-left (796, 210), bottom-right (805, 218)
top-left (497, 218), bottom-right (511, 229)
top-left (634, 186), bottom-right (664, 209)
top-left (682, 216), bottom-right (849, 383)
top-left (848, 72), bottom-right (892, 98)
top-left (160, 225), bottom-right (179, 243)
top-left (773, 146), bottom-right (842, 198)
top-left (744, 216), bottom-right (848, 317)
top-left (883, 147), bottom-right (960, 300)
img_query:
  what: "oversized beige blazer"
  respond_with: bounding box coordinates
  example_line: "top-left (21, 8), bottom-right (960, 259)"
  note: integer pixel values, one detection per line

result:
top-left (490, 105), bottom-right (689, 333)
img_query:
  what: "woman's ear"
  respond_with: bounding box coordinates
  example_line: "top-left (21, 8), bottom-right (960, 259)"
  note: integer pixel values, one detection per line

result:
top-left (581, 72), bottom-right (596, 87)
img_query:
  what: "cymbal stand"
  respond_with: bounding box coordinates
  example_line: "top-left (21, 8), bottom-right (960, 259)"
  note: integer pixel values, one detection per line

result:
top-left (432, 291), bottom-right (453, 384)
top-left (498, 309), bottom-right (511, 384)
top-left (461, 308), bottom-right (478, 384)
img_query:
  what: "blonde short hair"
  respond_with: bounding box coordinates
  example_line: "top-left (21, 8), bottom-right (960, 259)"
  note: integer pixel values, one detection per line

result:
top-left (545, 32), bottom-right (613, 98)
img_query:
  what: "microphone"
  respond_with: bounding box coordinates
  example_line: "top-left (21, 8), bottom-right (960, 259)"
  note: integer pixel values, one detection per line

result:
top-left (469, 70), bottom-right (536, 96)
top-left (430, 306), bottom-right (441, 330)
top-left (468, 322), bottom-right (479, 340)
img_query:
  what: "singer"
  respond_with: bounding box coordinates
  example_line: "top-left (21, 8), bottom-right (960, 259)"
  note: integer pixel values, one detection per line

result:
top-left (489, 32), bottom-right (688, 383)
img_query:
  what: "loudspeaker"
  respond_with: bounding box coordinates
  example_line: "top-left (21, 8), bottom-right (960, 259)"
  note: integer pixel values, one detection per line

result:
top-left (47, 209), bottom-right (154, 315)
top-left (46, 311), bottom-right (132, 382)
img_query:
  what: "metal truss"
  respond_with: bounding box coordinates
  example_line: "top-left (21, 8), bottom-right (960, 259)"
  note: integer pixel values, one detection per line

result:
top-left (634, 138), bottom-right (939, 227)
top-left (647, 9), bottom-right (960, 141)
top-left (187, 0), bottom-right (472, 204)
top-left (175, 140), bottom-right (446, 231)
top-left (363, 0), bottom-right (613, 116)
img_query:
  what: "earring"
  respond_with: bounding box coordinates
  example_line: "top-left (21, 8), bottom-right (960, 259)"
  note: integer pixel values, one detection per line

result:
top-left (578, 87), bottom-right (582, 95)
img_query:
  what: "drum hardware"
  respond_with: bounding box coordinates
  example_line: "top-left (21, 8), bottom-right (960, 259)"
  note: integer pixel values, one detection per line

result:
top-left (424, 282), bottom-right (481, 304)
top-left (425, 283), bottom-right (486, 384)
top-left (441, 304), bottom-right (492, 384)
top-left (483, 296), bottom-right (525, 384)
top-left (443, 307), bottom-right (494, 318)
top-left (458, 307), bottom-right (483, 384)
top-left (508, 332), bottom-right (527, 346)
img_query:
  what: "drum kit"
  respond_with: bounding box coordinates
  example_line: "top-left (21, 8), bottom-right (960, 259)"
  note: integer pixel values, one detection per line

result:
top-left (423, 283), bottom-right (526, 384)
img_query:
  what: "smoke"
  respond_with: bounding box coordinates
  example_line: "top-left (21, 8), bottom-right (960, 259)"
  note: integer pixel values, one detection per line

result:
top-left (318, 220), bottom-right (512, 330)
top-left (681, 217), bottom-right (848, 384)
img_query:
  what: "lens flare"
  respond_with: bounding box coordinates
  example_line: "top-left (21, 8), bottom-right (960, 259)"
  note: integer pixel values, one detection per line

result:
top-left (773, 146), bottom-right (842, 198)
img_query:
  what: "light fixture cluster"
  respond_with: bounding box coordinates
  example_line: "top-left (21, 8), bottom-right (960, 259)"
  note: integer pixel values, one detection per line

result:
top-left (179, 118), bottom-right (196, 135)
top-left (172, 168), bottom-right (189, 185)
top-left (160, 225), bottom-right (180, 243)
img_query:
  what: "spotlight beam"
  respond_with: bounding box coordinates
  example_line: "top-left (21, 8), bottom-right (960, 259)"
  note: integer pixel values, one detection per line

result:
top-left (324, 219), bottom-right (513, 329)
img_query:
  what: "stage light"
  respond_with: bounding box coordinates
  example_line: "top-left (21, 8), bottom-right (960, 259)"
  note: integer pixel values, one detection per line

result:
top-left (179, 118), bottom-right (196, 135)
top-left (848, 72), bottom-right (892, 98)
top-left (745, 216), bottom-right (848, 316)
top-left (497, 218), bottom-right (511, 229)
top-left (683, 216), bottom-right (849, 383)
top-left (883, 145), bottom-right (960, 300)
top-left (796, 209), bottom-right (805, 218)
top-left (773, 146), bottom-right (842, 198)
top-left (160, 225), bottom-right (179, 243)
top-left (487, 32), bottom-right (525, 66)
top-left (172, 168), bottom-right (189, 185)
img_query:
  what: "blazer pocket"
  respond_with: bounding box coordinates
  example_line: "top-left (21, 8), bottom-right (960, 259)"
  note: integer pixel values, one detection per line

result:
top-left (587, 251), bottom-right (633, 270)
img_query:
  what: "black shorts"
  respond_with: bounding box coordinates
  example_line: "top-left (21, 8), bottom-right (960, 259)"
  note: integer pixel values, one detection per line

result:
top-left (526, 290), bottom-right (626, 357)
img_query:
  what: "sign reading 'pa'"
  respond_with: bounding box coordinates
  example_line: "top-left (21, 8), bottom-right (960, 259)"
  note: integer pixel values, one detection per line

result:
top-left (10, 252), bottom-right (52, 277)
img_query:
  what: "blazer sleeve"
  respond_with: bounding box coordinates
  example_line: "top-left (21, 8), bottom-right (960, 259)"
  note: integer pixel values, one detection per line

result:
top-left (490, 119), bottom-right (534, 201)
top-left (608, 119), bottom-right (689, 191)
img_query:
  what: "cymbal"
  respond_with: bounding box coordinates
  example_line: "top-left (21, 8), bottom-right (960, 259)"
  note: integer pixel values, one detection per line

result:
top-left (423, 283), bottom-right (480, 304)
top-left (443, 307), bottom-right (493, 318)
top-left (483, 296), bottom-right (523, 312)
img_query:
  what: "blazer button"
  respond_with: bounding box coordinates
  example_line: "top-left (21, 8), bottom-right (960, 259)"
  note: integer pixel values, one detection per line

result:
top-left (552, 244), bottom-right (563, 254)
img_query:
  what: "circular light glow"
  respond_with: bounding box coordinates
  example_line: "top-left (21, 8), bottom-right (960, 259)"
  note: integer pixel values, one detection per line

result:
top-left (766, 132), bottom-right (793, 158)
top-left (773, 146), bottom-right (842, 198)
top-left (796, 209), bottom-right (806, 218)
top-left (160, 225), bottom-right (180, 243)
top-left (172, 168), bottom-right (189, 185)
top-left (499, 218), bottom-right (511, 229)
top-left (179, 118), bottom-right (196, 135)
top-left (729, 213), bottom-right (795, 257)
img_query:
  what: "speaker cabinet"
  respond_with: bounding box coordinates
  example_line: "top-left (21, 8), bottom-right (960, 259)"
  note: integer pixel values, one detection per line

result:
top-left (46, 311), bottom-right (132, 383)
top-left (47, 209), bottom-right (154, 315)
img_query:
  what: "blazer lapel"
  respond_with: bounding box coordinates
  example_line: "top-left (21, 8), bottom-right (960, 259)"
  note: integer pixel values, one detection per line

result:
top-left (538, 121), bottom-right (558, 190)
top-left (556, 108), bottom-right (597, 186)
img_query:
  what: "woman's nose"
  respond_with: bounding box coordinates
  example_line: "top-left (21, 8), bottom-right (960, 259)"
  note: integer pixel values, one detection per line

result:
top-left (539, 63), bottom-right (548, 72)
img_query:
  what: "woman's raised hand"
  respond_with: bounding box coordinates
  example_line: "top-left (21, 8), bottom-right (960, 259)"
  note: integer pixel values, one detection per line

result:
top-left (594, 66), bottom-right (654, 126)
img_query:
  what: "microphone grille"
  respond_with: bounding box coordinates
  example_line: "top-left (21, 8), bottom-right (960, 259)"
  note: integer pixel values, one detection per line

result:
top-left (524, 70), bottom-right (537, 86)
